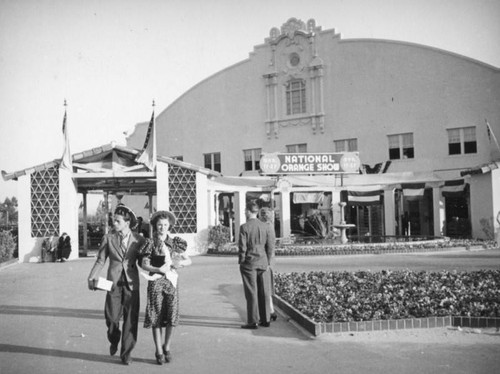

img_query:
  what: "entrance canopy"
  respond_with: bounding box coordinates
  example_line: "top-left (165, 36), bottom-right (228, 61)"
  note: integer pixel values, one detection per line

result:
top-left (3, 142), bottom-right (219, 195)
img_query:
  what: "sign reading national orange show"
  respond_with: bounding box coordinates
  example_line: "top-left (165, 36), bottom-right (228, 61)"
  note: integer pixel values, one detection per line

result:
top-left (260, 152), bottom-right (361, 175)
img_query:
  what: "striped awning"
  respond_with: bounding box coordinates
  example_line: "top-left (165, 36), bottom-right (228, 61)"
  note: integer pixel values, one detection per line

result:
top-left (442, 179), bottom-right (467, 197)
top-left (401, 183), bottom-right (426, 197)
top-left (346, 187), bottom-right (383, 206)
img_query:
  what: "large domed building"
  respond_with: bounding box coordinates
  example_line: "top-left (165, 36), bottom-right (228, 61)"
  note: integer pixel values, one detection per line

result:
top-left (126, 17), bottom-right (500, 243)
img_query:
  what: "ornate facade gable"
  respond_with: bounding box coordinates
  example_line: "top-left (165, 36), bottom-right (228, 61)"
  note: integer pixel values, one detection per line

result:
top-left (263, 18), bottom-right (325, 138)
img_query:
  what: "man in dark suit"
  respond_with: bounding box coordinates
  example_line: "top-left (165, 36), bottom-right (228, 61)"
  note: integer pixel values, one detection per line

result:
top-left (88, 205), bottom-right (145, 365)
top-left (238, 201), bottom-right (275, 329)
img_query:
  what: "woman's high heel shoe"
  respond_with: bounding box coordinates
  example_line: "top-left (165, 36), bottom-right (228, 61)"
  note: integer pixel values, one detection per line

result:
top-left (163, 347), bottom-right (172, 363)
top-left (270, 312), bottom-right (278, 321)
top-left (155, 352), bottom-right (164, 365)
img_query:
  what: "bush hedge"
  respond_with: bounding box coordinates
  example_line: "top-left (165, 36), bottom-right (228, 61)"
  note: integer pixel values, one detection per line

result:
top-left (274, 270), bottom-right (500, 323)
top-left (207, 225), bottom-right (231, 251)
top-left (0, 230), bottom-right (16, 263)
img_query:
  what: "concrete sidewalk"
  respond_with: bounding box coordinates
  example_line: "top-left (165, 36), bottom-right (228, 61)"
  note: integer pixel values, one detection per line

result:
top-left (0, 254), bottom-right (499, 374)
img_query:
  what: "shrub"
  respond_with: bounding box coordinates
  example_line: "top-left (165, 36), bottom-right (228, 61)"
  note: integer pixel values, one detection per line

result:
top-left (0, 230), bottom-right (16, 263)
top-left (208, 225), bottom-right (231, 251)
top-left (275, 269), bottom-right (500, 323)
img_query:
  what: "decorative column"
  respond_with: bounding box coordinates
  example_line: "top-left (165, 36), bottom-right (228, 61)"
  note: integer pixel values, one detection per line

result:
top-left (82, 192), bottom-right (88, 255)
top-left (148, 193), bottom-right (154, 238)
top-left (196, 172), bottom-right (209, 237)
top-left (59, 167), bottom-right (78, 260)
top-left (384, 189), bottom-right (396, 235)
top-left (156, 162), bottom-right (169, 211)
top-left (433, 187), bottom-right (446, 236)
top-left (317, 66), bottom-right (325, 133)
top-left (17, 174), bottom-right (31, 262)
top-left (309, 68), bottom-right (316, 134)
top-left (233, 191), bottom-right (246, 241)
top-left (280, 191), bottom-right (291, 238)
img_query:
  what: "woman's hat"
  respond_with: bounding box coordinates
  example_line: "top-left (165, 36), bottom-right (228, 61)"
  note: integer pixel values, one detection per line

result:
top-left (150, 210), bottom-right (176, 226)
top-left (114, 204), bottom-right (137, 229)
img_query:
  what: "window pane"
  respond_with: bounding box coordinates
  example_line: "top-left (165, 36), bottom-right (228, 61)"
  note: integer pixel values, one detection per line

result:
top-left (286, 145), bottom-right (296, 153)
top-left (347, 139), bottom-right (358, 152)
top-left (402, 133), bottom-right (413, 147)
top-left (244, 150), bottom-right (252, 162)
top-left (388, 135), bottom-right (399, 148)
top-left (300, 88), bottom-right (306, 112)
top-left (298, 144), bottom-right (307, 152)
top-left (403, 147), bottom-right (414, 159)
top-left (213, 152), bottom-right (221, 164)
top-left (463, 127), bottom-right (476, 142)
top-left (287, 80), bottom-right (306, 115)
top-left (334, 140), bottom-right (345, 152)
top-left (244, 160), bottom-right (252, 171)
top-left (449, 143), bottom-right (461, 155)
top-left (464, 141), bottom-right (477, 154)
top-left (448, 129), bottom-right (460, 143)
top-left (204, 154), bottom-right (211, 168)
top-left (291, 91), bottom-right (301, 114)
top-left (389, 148), bottom-right (400, 160)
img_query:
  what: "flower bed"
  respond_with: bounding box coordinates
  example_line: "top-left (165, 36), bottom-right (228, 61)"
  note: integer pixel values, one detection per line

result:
top-left (206, 238), bottom-right (498, 256)
top-left (274, 270), bottom-right (500, 323)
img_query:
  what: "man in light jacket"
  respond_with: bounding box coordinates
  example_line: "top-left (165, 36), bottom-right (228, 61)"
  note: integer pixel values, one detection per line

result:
top-left (87, 205), bottom-right (145, 365)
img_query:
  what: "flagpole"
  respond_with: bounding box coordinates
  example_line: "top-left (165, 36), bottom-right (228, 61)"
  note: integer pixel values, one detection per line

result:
top-left (135, 100), bottom-right (157, 171)
top-left (152, 99), bottom-right (156, 171)
top-left (60, 99), bottom-right (72, 171)
top-left (486, 119), bottom-right (500, 161)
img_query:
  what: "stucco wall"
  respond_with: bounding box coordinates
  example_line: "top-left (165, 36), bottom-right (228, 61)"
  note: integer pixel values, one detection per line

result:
top-left (128, 27), bottom-right (500, 178)
top-left (469, 173), bottom-right (494, 240)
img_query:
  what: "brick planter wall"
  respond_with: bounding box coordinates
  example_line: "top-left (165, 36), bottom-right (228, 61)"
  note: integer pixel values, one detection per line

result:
top-left (273, 295), bottom-right (500, 337)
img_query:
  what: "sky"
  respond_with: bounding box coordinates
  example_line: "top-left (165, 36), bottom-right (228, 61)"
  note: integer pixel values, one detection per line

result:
top-left (1, 0), bottom-right (499, 208)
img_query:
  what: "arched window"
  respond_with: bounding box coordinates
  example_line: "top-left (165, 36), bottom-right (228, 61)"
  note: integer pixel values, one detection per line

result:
top-left (286, 79), bottom-right (306, 115)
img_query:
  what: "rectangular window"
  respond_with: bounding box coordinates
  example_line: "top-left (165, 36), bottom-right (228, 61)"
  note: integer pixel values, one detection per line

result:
top-left (171, 156), bottom-right (184, 161)
top-left (334, 138), bottom-right (358, 152)
top-left (286, 80), bottom-right (306, 115)
top-left (204, 152), bottom-right (221, 172)
top-left (243, 148), bottom-right (262, 171)
top-left (388, 133), bottom-right (414, 160)
top-left (447, 127), bottom-right (477, 155)
top-left (286, 143), bottom-right (307, 153)
top-left (448, 129), bottom-right (461, 155)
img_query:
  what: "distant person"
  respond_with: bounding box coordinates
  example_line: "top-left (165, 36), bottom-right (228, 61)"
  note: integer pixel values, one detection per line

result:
top-left (136, 216), bottom-right (149, 238)
top-left (41, 234), bottom-right (56, 263)
top-left (238, 202), bottom-right (275, 329)
top-left (57, 233), bottom-right (71, 262)
top-left (87, 205), bottom-right (146, 365)
top-left (259, 207), bottom-right (277, 322)
top-left (137, 216), bottom-right (143, 234)
top-left (139, 210), bottom-right (191, 365)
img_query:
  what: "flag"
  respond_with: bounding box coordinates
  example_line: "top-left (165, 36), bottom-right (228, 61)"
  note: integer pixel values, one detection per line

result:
top-left (359, 160), bottom-right (391, 174)
top-left (60, 109), bottom-right (72, 171)
top-left (486, 120), bottom-right (500, 161)
top-left (135, 109), bottom-right (156, 171)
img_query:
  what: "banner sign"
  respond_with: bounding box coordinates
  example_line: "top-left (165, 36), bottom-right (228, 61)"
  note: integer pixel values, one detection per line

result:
top-left (260, 152), bottom-right (361, 175)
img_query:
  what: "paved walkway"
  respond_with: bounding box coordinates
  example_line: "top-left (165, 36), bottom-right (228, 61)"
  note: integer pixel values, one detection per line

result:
top-left (1, 251), bottom-right (499, 374)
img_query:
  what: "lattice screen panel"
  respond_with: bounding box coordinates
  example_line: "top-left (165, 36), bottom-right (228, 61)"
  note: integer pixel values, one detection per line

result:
top-left (31, 167), bottom-right (60, 237)
top-left (168, 165), bottom-right (197, 234)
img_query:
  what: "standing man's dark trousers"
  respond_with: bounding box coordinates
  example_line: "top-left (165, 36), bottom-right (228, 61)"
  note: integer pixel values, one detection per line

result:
top-left (240, 266), bottom-right (271, 325)
top-left (104, 271), bottom-right (140, 362)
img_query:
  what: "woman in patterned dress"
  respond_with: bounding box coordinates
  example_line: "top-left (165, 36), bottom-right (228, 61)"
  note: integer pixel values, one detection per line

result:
top-left (139, 211), bottom-right (191, 365)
